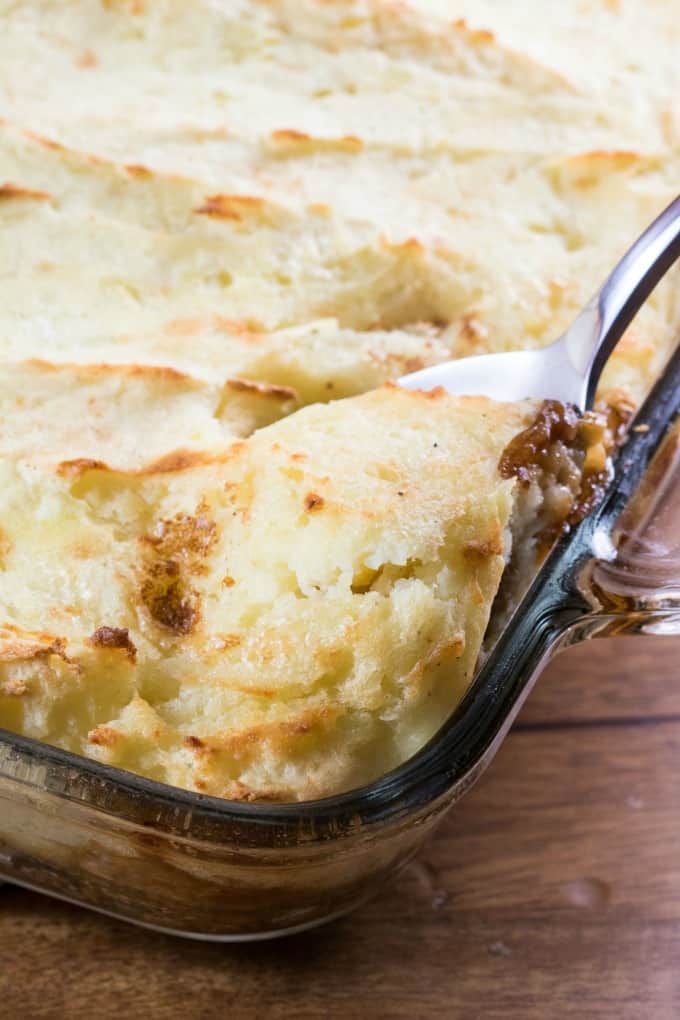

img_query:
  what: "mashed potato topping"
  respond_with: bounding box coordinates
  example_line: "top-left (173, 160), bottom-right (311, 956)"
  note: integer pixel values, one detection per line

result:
top-left (0, 1), bottom-right (678, 799)
top-left (0, 388), bottom-right (581, 799)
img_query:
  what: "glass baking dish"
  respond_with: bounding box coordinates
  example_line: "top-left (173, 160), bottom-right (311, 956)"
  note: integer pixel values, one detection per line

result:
top-left (1, 348), bottom-right (679, 941)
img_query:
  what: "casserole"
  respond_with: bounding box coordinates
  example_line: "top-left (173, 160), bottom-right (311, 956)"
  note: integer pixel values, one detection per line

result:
top-left (1, 0), bottom-right (679, 938)
top-left (1, 344), bottom-right (678, 940)
top-left (0, 0), bottom-right (678, 802)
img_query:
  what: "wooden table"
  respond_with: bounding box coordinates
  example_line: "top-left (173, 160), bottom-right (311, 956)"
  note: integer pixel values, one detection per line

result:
top-left (1, 635), bottom-right (679, 1018)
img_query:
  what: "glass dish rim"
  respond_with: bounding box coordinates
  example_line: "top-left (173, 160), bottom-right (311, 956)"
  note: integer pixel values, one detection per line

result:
top-left (2, 345), bottom-right (678, 841)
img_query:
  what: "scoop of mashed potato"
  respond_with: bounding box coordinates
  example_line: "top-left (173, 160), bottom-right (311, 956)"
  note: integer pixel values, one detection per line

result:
top-left (0, 387), bottom-right (590, 800)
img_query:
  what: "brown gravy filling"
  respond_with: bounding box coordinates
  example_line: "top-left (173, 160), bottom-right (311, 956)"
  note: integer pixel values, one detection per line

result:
top-left (499, 398), bottom-right (632, 553)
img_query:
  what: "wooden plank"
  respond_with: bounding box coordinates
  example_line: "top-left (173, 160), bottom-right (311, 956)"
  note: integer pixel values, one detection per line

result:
top-left (0, 636), bottom-right (679, 1019)
top-left (520, 635), bottom-right (680, 726)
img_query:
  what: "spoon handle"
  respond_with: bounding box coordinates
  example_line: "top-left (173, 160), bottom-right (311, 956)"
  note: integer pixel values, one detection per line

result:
top-left (564, 193), bottom-right (680, 408)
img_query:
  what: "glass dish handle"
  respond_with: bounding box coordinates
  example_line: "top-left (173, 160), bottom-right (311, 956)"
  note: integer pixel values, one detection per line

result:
top-left (581, 415), bottom-right (680, 637)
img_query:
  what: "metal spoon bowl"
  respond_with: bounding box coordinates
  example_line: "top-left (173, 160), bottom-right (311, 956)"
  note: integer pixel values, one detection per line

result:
top-left (399, 194), bottom-right (680, 408)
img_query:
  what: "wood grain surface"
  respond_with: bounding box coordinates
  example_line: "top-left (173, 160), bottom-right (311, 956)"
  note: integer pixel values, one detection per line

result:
top-left (1, 635), bottom-right (679, 1019)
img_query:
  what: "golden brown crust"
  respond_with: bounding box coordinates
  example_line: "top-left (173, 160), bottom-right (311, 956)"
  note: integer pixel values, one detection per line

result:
top-left (138, 507), bottom-right (218, 635)
top-left (57, 458), bottom-right (110, 477)
top-left (89, 627), bottom-right (137, 662)
top-left (0, 631), bottom-right (68, 663)
top-left (140, 559), bottom-right (200, 635)
top-left (268, 129), bottom-right (364, 155)
top-left (0, 182), bottom-right (50, 201)
top-left (225, 377), bottom-right (297, 402)
top-left (194, 194), bottom-right (263, 220)
top-left (303, 492), bottom-right (325, 512)
top-left (87, 725), bottom-right (120, 747)
top-left (141, 450), bottom-right (213, 474)
top-left (463, 537), bottom-right (504, 560)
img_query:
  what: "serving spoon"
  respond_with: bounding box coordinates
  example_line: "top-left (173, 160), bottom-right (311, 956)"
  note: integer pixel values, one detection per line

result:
top-left (399, 194), bottom-right (680, 409)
